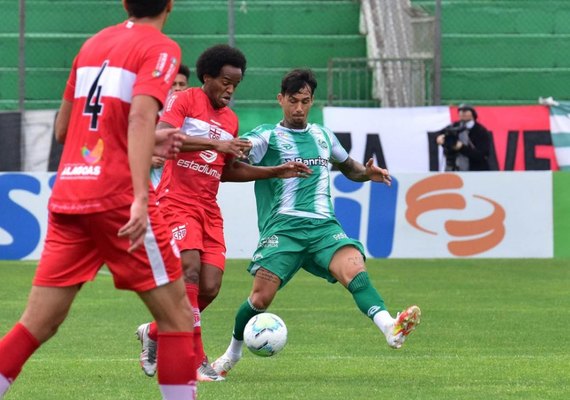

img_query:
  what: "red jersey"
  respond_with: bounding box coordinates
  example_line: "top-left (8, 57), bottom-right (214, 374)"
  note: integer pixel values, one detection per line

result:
top-left (49, 20), bottom-right (181, 214)
top-left (156, 88), bottom-right (239, 208)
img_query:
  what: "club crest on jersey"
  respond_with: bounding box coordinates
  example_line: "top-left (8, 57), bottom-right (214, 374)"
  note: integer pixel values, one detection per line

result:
top-left (318, 139), bottom-right (328, 149)
top-left (200, 150), bottom-right (218, 163)
top-left (259, 235), bottom-right (279, 248)
top-left (172, 224), bottom-right (187, 241)
top-left (209, 125), bottom-right (223, 140)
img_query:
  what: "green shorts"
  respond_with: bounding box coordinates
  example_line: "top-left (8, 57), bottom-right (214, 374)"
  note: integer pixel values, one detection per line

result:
top-left (248, 214), bottom-right (365, 288)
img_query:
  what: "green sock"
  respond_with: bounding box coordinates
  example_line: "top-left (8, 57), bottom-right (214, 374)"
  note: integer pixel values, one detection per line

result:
top-left (232, 298), bottom-right (265, 340)
top-left (347, 271), bottom-right (386, 318)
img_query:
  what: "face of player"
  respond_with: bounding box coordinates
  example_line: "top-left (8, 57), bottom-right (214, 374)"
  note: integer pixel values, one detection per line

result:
top-left (171, 73), bottom-right (188, 93)
top-left (278, 85), bottom-right (314, 130)
top-left (203, 65), bottom-right (243, 109)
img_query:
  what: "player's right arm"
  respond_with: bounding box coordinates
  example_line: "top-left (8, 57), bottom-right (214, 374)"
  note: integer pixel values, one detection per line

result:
top-left (55, 55), bottom-right (78, 144)
top-left (54, 99), bottom-right (73, 144)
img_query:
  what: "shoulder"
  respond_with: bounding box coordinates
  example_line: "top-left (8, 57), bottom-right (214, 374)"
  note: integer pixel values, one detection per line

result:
top-left (249, 123), bottom-right (277, 136)
top-left (310, 123), bottom-right (335, 138)
top-left (474, 123), bottom-right (491, 134)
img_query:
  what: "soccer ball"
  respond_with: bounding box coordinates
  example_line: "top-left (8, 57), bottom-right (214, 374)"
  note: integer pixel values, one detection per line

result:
top-left (243, 312), bottom-right (288, 357)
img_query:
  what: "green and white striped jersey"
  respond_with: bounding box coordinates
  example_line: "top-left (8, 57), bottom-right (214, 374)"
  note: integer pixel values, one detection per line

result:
top-left (242, 122), bottom-right (349, 231)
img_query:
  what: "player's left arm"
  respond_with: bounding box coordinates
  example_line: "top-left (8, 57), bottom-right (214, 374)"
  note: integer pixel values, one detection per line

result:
top-left (221, 159), bottom-right (312, 182)
top-left (336, 157), bottom-right (392, 186)
top-left (117, 94), bottom-right (159, 252)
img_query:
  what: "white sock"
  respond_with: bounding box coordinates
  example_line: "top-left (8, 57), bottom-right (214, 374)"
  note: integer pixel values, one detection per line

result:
top-left (159, 383), bottom-right (197, 400)
top-left (226, 337), bottom-right (243, 361)
top-left (373, 310), bottom-right (394, 336)
top-left (0, 374), bottom-right (10, 398)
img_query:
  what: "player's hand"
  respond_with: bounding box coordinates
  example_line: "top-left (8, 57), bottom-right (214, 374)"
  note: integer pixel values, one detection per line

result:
top-left (364, 158), bottom-right (391, 186)
top-left (151, 156), bottom-right (166, 168)
top-left (155, 128), bottom-right (184, 159)
top-left (117, 198), bottom-right (148, 253)
top-left (275, 161), bottom-right (312, 179)
top-left (214, 138), bottom-right (252, 159)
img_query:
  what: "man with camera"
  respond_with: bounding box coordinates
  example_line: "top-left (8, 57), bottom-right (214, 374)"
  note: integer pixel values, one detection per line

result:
top-left (436, 104), bottom-right (492, 171)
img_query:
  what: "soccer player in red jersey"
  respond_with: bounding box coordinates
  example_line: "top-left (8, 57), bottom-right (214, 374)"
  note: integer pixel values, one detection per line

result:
top-left (0, 1), bottom-right (197, 399)
top-left (136, 45), bottom-right (311, 382)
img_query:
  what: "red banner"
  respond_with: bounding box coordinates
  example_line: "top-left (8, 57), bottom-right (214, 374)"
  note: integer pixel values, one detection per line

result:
top-left (451, 106), bottom-right (558, 171)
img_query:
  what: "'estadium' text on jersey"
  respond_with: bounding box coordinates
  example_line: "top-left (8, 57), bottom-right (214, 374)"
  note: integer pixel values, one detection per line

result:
top-left (156, 88), bottom-right (239, 209)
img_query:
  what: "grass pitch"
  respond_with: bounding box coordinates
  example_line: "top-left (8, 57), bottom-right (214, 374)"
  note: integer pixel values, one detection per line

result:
top-left (1, 259), bottom-right (569, 399)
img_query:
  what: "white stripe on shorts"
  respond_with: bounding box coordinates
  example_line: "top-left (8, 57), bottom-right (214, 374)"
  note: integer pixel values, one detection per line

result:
top-left (144, 217), bottom-right (170, 287)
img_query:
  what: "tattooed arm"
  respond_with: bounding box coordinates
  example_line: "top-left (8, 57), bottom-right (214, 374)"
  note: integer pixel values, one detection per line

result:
top-left (335, 156), bottom-right (392, 186)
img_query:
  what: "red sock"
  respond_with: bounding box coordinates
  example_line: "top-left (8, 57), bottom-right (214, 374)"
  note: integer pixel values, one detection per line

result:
top-left (0, 323), bottom-right (40, 382)
top-left (157, 331), bottom-right (196, 398)
top-left (148, 321), bottom-right (158, 341)
top-left (185, 283), bottom-right (204, 368)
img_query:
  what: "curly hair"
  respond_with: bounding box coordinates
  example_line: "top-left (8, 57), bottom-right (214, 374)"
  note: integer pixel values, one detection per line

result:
top-left (280, 69), bottom-right (317, 96)
top-left (195, 45), bottom-right (247, 84)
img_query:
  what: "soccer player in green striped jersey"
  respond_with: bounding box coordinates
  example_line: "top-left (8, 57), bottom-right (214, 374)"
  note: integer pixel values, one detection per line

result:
top-left (212, 69), bottom-right (421, 377)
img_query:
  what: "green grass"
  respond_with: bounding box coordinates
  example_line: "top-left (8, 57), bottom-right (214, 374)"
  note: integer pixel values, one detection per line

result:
top-left (1, 259), bottom-right (569, 399)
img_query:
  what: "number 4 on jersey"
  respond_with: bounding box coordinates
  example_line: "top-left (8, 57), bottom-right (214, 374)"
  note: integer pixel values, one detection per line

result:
top-left (84, 61), bottom-right (108, 131)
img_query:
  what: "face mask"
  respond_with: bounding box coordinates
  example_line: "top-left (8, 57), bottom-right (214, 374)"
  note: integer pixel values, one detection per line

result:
top-left (465, 120), bottom-right (475, 129)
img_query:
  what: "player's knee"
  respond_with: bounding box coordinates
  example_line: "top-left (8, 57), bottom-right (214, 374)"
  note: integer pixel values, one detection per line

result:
top-left (200, 281), bottom-right (220, 301)
top-left (183, 268), bottom-right (200, 284)
top-left (249, 290), bottom-right (274, 310)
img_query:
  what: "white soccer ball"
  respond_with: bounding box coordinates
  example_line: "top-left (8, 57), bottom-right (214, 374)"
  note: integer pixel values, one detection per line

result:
top-left (243, 312), bottom-right (288, 357)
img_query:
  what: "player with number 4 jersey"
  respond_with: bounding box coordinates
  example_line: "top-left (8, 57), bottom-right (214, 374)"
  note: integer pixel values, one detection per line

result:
top-left (0, 1), bottom-right (197, 399)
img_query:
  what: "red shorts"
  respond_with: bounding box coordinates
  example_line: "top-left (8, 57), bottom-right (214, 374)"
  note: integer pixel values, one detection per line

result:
top-left (159, 198), bottom-right (226, 270)
top-left (33, 203), bottom-right (182, 292)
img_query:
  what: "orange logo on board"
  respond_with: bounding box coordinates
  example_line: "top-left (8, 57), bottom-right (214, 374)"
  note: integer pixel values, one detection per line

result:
top-left (405, 174), bottom-right (505, 256)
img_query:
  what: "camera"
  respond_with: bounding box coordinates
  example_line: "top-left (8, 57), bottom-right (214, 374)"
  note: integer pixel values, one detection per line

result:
top-left (442, 122), bottom-right (465, 152)
top-left (439, 122), bottom-right (466, 171)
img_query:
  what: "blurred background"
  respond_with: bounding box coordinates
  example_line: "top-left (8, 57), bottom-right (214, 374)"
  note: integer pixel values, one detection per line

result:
top-left (3, 0), bottom-right (570, 111)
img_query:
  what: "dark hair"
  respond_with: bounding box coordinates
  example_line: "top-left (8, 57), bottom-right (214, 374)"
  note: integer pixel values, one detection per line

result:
top-left (195, 45), bottom-right (247, 84)
top-left (124, 0), bottom-right (169, 18)
top-left (281, 69), bottom-right (317, 96)
top-left (178, 64), bottom-right (190, 80)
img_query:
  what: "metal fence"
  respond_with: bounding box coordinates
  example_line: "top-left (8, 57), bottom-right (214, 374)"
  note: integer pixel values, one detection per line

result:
top-left (327, 57), bottom-right (434, 107)
top-left (3, 0), bottom-right (570, 111)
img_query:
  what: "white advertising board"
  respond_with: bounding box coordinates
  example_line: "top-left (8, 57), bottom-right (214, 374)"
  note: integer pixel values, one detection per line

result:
top-left (0, 172), bottom-right (553, 260)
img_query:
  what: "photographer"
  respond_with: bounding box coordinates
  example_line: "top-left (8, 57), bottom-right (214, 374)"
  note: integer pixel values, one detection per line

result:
top-left (436, 104), bottom-right (492, 171)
